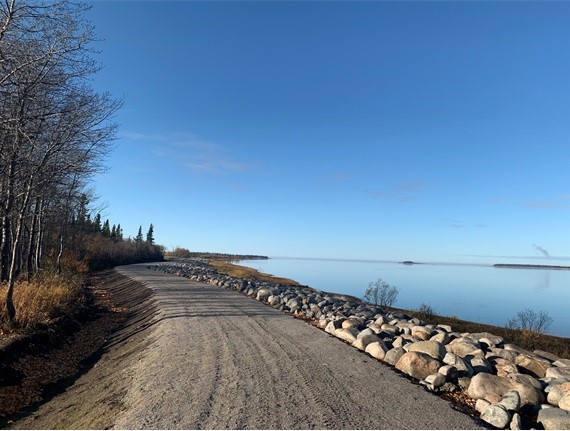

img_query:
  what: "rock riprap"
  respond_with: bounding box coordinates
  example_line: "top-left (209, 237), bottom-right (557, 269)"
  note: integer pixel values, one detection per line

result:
top-left (150, 260), bottom-right (570, 430)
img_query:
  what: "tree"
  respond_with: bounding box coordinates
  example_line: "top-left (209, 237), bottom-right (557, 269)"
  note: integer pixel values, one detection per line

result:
top-left (135, 226), bottom-right (144, 243)
top-left (364, 278), bottom-right (399, 309)
top-left (0, 0), bottom-right (120, 323)
top-left (506, 309), bottom-right (553, 334)
top-left (101, 219), bottom-right (111, 237)
top-left (146, 223), bottom-right (154, 244)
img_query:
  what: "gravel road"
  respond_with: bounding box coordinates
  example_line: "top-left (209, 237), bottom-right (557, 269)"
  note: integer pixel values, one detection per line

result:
top-left (13, 264), bottom-right (484, 429)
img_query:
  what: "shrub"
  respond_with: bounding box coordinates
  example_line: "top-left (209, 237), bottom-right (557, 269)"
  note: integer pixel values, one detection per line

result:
top-left (505, 308), bottom-right (553, 334)
top-left (165, 247), bottom-right (194, 258)
top-left (364, 278), bottom-right (399, 309)
top-left (416, 302), bottom-right (437, 319)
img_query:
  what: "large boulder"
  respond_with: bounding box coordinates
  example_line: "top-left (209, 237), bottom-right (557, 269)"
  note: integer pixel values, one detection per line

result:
top-left (560, 395), bottom-right (570, 412)
top-left (395, 351), bottom-right (441, 380)
top-left (352, 334), bottom-right (381, 351)
top-left (383, 347), bottom-right (405, 366)
top-left (546, 366), bottom-right (570, 380)
top-left (537, 407), bottom-right (570, 430)
top-left (467, 373), bottom-right (545, 406)
top-left (443, 352), bottom-right (473, 377)
top-left (490, 357), bottom-right (518, 377)
top-left (467, 332), bottom-right (504, 347)
top-left (480, 404), bottom-right (511, 429)
top-left (407, 340), bottom-right (446, 361)
top-left (334, 328), bottom-right (359, 344)
top-left (515, 353), bottom-right (551, 378)
top-left (365, 341), bottom-right (388, 361)
top-left (446, 338), bottom-right (481, 357)
top-left (547, 382), bottom-right (570, 407)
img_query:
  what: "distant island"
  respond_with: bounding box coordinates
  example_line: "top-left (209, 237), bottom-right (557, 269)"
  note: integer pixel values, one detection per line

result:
top-left (493, 263), bottom-right (570, 270)
top-left (401, 260), bottom-right (420, 265)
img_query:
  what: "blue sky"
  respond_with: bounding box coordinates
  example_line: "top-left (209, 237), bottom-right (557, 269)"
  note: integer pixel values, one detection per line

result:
top-left (88, 1), bottom-right (570, 264)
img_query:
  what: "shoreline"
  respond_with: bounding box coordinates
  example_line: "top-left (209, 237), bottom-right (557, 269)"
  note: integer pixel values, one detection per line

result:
top-left (150, 259), bottom-right (570, 430)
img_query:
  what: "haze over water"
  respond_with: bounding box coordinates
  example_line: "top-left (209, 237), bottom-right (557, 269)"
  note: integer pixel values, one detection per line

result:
top-left (237, 257), bottom-right (570, 338)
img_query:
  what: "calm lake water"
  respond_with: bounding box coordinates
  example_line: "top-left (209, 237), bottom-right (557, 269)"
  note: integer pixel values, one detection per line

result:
top-left (236, 258), bottom-right (570, 338)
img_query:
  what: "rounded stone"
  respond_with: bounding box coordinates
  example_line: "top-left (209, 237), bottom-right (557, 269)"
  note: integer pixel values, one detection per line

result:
top-left (499, 390), bottom-right (521, 412)
top-left (560, 394), bottom-right (570, 412)
top-left (547, 382), bottom-right (570, 406)
top-left (407, 340), bottom-right (446, 361)
top-left (480, 404), bottom-right (511, 429)
top-left (538, 407), bottom-right (570, 430)
top-left (395, 351), bottom-right (441, 380)
top-left (365, 341), bottom-right (388, 361)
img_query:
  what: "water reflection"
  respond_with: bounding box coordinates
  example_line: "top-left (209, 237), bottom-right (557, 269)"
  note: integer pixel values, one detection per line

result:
top-left (534, 271), bottom-right (550, 292)
top-left (236, 258), bottom-right (570, 337)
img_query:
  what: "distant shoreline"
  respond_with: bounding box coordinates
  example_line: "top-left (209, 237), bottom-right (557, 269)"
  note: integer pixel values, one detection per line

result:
top-left (493, 263), bottom-right (570, 270)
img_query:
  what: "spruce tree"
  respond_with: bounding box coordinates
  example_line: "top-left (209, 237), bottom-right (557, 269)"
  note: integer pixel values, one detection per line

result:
top-left (146, 223), bottom-right (155, 244)
top-left (135, 226), bottom-right (144, 243)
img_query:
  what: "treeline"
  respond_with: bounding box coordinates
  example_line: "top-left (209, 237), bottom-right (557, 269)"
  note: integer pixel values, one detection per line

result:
top-left (74, 210), bottom-right (164, 271)
top-left (0, 1), bottom-right (156, 324)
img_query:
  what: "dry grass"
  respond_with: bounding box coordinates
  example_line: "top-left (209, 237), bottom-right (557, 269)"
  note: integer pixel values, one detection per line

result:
top-left (0, 271), bottom-right (84, 331)
top-left (209, 259), bottom-right (299, 286)
top-left (405, 309), bottom-right (570, 359)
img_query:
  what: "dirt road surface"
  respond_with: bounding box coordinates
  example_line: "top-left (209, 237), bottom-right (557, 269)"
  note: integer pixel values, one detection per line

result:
top-left (12, 264), bottom-right (484, 429)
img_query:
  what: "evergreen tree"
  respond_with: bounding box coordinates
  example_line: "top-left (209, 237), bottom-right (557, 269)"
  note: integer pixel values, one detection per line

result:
top-left (135, 226), bottom-right (144, 243)
top-left (102, 219), bottom-right (111, 237)
top-left (110, 224), bottom-right (117, 241)
top-left (93, 213), bottom-right (102, 234)
top-left (116, 224), bottom-right (124, 241)
top-left (146, 223), bottom-right (155, 244)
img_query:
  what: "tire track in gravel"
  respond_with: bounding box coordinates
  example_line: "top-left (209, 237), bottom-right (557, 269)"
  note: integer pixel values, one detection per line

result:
top-left (13, 264), bottom-right (485, 430)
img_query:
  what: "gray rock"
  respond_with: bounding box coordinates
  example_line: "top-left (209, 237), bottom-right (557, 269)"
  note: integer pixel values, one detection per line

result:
top-left (560, 394), bottom-right (570, 412)
top-left (499, 390), bottom-right (521, 412)
top-left (380, 323), bottom-right (399, 334)
top-left (436, 324), bottom-right (453, 333)
top-left (443, 352), bottom-right (474, 377)
top-left (510, 412), bottom-right (522, 430)
top-left (508, 373), bottom-right (543, 391)
top-left (515, 353), bottom-right (551, 378)
top-left (356, 328), bottom-right (375, 339)
top-left (504, 344), bottom-right (529, 355)
top-left (365, 341), bottom-right (389, 361)
top-left (491, 357), bottom-right (519, 377)
top-left (534, 350), bottom-right (561, 362)
top-left (487, 347), bottom-right (518, 363)
top-left (446, 338), bottom-right (480, 357)
top-left (411, 325), bottom-right (431, 341)
top-left (480, 404), bottom-right (511, 429)
top-left (546, 366), bottom-right (570, 380)
top-left (537, 407), bottom-right (570, 430)
top-left (467, 354), bottom-right (493, 374)
top-left (407, 340), bottom-right (446, 361)
top-left (324, 319), bottom-right (343, 335)
top-left (342, 319), bottom-right (360, 330)
top-left (467, 373), bottom-right (545, 406)
top-left (547, 382), bottom-right (570, 406)
top-left (468, 332), bottom-right (504, 347)
top-left (424, 373), bottom-right (446, 388)
top-left (384, 347), bottom-right (406, 366)
top-left (256, 288), bottom-right (273, 302)
top-left (475, 398), bottom-right (491, 414)
top-left (430, 331), bottom-right (450, 345)
top-left (554, 359), bottom-right (570, 368)
top-left (395, 351), bottom-right (441, 380)
top-left (367, 323), bottom-right (382, 334)
top-left (438, 365), bottom-right (458, 382)
top-left (334, 328), bottom-right (359, 343)
top-left (352, 334), bottom-right (381, 351)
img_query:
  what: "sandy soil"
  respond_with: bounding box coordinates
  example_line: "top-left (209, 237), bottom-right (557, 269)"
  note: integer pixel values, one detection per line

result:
top-left (10, 264), bottom-right (485, 429)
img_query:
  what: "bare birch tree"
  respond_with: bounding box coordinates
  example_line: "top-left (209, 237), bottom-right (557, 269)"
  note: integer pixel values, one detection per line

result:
top-left (0, 0), bottom-right (120, 323)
